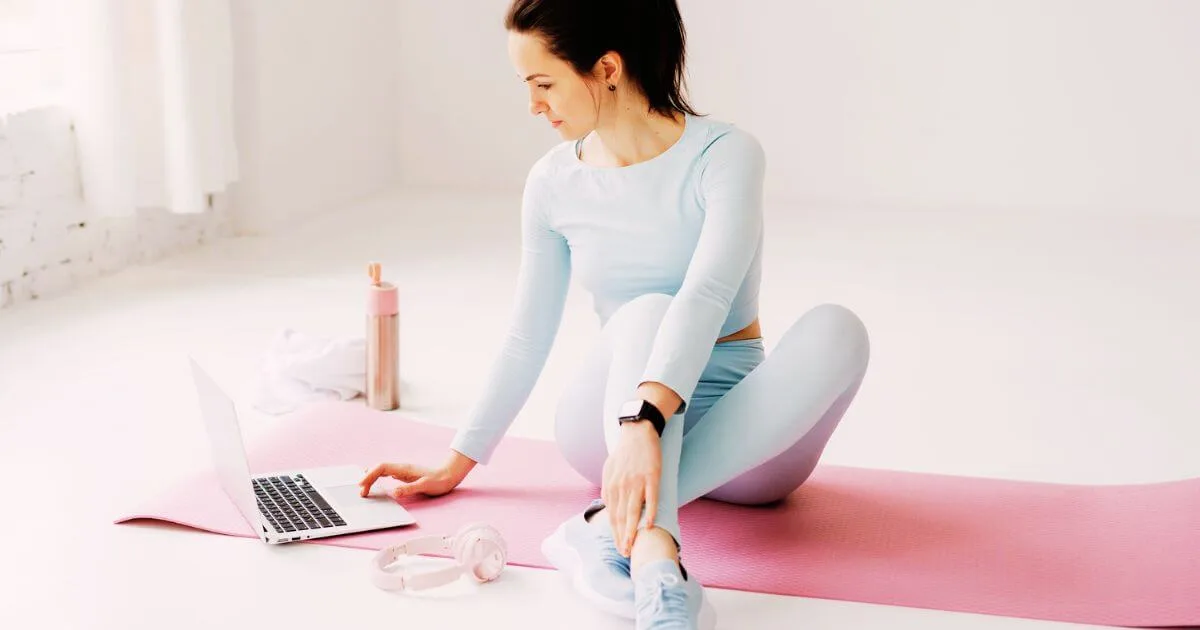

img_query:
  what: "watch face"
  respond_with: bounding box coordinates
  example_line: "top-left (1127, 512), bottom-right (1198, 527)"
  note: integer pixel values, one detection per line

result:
top-left (618, 399), bottom-right (643, 419)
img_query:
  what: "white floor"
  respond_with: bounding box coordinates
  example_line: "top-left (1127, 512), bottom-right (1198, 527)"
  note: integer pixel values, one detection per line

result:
top-left (2, 188), bottom-right (1198, 629)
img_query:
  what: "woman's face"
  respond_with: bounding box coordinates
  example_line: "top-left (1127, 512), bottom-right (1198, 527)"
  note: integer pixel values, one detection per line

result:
top-left (508, 31), bottom-right (604, 141)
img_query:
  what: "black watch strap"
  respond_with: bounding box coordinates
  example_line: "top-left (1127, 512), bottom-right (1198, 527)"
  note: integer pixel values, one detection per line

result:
top-left (619, 400), bottom-right (666, 437)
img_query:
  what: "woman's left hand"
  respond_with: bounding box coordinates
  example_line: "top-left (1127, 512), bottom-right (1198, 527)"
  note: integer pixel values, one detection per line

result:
top-left (601, 421), bottom-right (662, 557)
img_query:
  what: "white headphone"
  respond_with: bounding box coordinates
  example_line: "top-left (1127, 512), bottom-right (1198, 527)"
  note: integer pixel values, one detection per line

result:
top-left (370, 522), bottom-right (508, 591)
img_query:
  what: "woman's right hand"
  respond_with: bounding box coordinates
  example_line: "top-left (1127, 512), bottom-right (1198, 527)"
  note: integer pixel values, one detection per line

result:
top-left (358, 450), bottom-right (477, 500)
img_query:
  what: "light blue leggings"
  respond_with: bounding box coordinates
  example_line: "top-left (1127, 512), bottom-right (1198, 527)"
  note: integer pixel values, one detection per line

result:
top-left (554, 294), bottom-right (871, 544)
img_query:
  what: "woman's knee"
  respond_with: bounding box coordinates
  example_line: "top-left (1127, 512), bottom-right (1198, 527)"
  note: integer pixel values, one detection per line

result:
top-left (789, 303), bottom-right (870, 372)
top-left (614, 292), bottom-right (674, 320)
top-left (604, 293), bottom-right (673, 340)
top-left (807, 303), bottom-right (868, 339)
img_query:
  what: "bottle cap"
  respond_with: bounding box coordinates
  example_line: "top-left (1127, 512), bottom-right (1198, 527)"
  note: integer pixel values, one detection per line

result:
top-left (366, 262), bottom-right (398, 316)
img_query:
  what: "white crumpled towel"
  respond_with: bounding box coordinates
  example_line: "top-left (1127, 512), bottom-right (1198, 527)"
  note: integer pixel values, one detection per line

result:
top-left (253, 328), bottom-right (366, 415)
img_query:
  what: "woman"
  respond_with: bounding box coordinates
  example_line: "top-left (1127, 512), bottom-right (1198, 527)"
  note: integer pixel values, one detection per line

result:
top-left (360, 0), bottom-right (870, 627)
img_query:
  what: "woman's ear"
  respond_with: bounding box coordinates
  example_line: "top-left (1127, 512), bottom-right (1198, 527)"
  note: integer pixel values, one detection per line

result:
top-left (593, 51), bottom-right (623, 87)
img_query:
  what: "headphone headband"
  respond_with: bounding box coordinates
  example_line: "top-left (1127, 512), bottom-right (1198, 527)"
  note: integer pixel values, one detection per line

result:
top-left (370, 522), bottom-right (508, 591)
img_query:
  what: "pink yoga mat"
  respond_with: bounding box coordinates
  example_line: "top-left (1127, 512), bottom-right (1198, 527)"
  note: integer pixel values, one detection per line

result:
top-left (115, 401), bottom-right (1200, 627)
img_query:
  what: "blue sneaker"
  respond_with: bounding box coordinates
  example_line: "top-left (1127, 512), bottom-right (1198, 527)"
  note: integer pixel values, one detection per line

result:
top-left (541, 499), bottom-right (636, 618)
top-left (632, 559), bottom-right (717, 630)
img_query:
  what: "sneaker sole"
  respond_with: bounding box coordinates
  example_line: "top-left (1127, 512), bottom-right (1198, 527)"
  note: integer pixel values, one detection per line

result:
top-left (698, 592), bottom-right (718, 630)
top-left (541, 521), bottom-right (636, 620)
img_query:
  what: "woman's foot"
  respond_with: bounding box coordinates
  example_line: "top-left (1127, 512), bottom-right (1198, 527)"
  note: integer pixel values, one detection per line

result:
top-left (632, 558), bottom-right (716, 630)
top-left (540, 499), bottom-right (636, 618)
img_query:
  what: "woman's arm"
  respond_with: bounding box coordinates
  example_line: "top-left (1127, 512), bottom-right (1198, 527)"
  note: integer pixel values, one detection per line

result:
top-left (637, 128), bottom-right (767, 417)
top-left (448, 164), bottom-right (571, 466)
top-left (604, 128), bottom-right (767, 553)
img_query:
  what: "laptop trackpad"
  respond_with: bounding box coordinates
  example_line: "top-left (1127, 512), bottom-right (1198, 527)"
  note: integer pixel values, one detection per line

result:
top-left (322, 484), bottom-right (416, 526)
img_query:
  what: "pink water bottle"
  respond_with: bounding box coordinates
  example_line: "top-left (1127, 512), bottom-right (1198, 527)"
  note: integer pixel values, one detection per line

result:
top-left (366, 262), bottom-right (399, 410)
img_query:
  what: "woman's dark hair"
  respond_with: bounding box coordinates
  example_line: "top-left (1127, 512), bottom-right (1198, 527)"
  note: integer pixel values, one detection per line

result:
top-left (505, 0), bottom-right (700, 118)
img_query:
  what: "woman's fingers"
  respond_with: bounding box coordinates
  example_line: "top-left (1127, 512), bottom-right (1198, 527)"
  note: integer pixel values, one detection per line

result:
top-left (643, 476), bottom-right (658, 532)
top-left (358, 464), bottom-right (390, 496)
top-left (602, 474), bottom-right (621, 548)
top-left (359, 463), bottom-right (423, 496)
top-left (622, 485), bottom-right (643, 556)
top-left (387, 463), bottom-right (425, 482)
top-left (390, 476), bottom-right (429, 499)
top-left (611, 485), bottom-right (626, 552)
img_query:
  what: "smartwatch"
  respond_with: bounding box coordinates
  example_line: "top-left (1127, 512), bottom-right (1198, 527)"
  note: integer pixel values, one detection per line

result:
top-left (617, 399), bottom-right (666, 437)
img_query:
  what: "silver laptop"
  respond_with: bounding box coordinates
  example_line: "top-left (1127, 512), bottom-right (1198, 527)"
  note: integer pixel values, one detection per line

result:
top-left (189, 357), bottom-right (416, 544)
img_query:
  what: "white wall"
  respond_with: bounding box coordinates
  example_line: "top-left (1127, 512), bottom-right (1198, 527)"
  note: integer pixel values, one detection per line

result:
top-left (229, 1), bottom-right (400, 235)
top-left (0, 108), bottom-right (229, 309)
top-left (395, 0), bottom-right (1200, 217)
top-left (1, 1), bottom-right (403, 309)
top-left (394, 1), bottom-right (554, 194)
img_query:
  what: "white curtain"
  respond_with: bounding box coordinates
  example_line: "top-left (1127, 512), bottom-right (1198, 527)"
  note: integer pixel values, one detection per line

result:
top-left (61, 0), bottom-right (238, 217)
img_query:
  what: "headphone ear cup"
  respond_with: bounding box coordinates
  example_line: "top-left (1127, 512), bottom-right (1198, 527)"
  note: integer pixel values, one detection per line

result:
top-left (453, 523), bottom-right (507, 582)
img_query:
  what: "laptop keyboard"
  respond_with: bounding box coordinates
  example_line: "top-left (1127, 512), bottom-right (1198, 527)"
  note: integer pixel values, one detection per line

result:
top-left (253, 473), bottom-right (347, 534)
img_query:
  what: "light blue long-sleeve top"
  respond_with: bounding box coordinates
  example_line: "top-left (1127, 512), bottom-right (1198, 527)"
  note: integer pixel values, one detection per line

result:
top-left (450, 113), bottom-right (766, 465)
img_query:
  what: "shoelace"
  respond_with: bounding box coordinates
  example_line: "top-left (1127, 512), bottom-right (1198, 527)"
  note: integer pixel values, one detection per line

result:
top-left (634, 572), bottom-right (690, 626)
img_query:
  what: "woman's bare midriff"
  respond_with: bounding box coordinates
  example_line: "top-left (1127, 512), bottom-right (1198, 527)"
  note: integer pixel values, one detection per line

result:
top-left (716, 317), bottom-right (762, 344)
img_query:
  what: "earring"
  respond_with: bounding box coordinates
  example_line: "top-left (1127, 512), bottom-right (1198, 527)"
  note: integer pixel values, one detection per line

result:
top-left (608, 84), bottom-right (616, 92)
